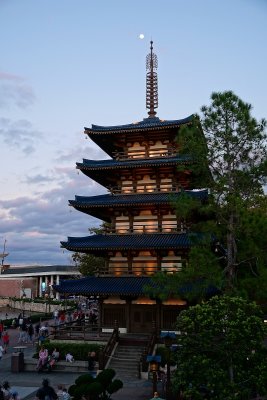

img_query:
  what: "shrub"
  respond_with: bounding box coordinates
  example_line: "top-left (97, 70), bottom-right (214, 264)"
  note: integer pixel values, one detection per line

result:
top-left (69, 369), bottom-right (123, 400)
top-left (35, 341), bottom-right (101, 361)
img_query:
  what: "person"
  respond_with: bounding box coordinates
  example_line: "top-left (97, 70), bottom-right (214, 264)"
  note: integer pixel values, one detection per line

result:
top-left (150, 392), bottom-right (165, 400)
top-left (2, 330), bottom-right (10, 353)
top-left (47, 348), bottom-right (60, 371)
top-left (65, 353), bottom-right (74, 363)
top-left (61, 389), bottom-right (70, 400)
top-left (0, 320), bottom-right (3, 340)
top-left (27, 323), bottom-right (34, 344)
top-left (0, 344), bottom-right (4, 361)
top-left (35, 379), bottom-right (58, 400)
top-left (36, 346), bottom-right (48, 371)
top-left (10, 391), bottom-right (20, 400)
top-left (51, 348), bottom-right (60, 361)
top-left (87, 351), bottom-right (96, 371)
top-left (38, 332), bottom-right (46, 347)
top-left (2, 381), bottom-right (11, 400)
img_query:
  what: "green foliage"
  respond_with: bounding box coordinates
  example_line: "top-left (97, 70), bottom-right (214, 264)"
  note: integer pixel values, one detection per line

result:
top-left (144, 241), bottom-right (223, 304)
top-left (69, 369), bottom-right (123, 400)
top-left (35, 341), bottom-right (100, 361)
top-left (175, 91), bottom-right (267, 293)
top-left (72, 252), bottom-right (106, 276)
top-left (71, 224), bottom-right (108, 276)
top-left (173, 296), bottom-right (267, 399)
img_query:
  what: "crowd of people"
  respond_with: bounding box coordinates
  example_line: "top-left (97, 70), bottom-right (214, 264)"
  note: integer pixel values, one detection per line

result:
top-left (52, 306), bottom-right (98, 327)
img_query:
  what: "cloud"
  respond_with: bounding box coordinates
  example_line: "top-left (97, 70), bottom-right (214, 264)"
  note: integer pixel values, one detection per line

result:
top-left (0, 71), bottom-right (35, 109)
top-left (0, 165), bottom-right (105, 265)
top-left (0, 118), bottom-right (42, 154)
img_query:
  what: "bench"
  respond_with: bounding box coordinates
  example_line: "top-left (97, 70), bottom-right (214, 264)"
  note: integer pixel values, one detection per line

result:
top-left (23, 357), bottom-right (98, 374)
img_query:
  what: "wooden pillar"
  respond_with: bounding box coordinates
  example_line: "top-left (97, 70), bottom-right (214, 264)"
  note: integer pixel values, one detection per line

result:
top-left (126, 299), bottom-right (131, 333)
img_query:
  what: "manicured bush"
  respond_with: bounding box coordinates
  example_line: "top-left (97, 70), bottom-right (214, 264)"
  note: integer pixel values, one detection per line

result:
top-left (35, 341), bottom-right (101, 361)
top-left (69, 369), bottom-right (123, 400)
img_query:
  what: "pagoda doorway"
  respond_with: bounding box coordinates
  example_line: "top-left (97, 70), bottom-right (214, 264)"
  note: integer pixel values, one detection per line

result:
top-left (131, 305), bottom-right (156, 333)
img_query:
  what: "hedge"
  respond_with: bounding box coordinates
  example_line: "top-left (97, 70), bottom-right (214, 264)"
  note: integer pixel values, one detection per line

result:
top-left (35, 340), bottom-right (102, 361)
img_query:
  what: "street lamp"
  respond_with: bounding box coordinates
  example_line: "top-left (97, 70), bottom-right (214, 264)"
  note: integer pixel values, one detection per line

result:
top-left (160, 331), bottom-right (176, 400)
top-left (147, 355), bottom-right (161, 395)
top-left (22, 292), bottom-right (26, 318)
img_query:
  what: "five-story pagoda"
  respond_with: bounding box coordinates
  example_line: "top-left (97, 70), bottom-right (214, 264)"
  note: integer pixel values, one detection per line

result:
top-left (59, 42), bottom-right (208, 333)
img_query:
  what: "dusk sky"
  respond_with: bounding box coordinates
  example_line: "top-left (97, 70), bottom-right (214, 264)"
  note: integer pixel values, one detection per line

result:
top-left (1, 0), bottom-right (266, 265)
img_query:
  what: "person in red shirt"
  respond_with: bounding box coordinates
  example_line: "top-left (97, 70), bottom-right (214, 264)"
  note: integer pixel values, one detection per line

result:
top-left (2, 330), bottom-right (10, 353)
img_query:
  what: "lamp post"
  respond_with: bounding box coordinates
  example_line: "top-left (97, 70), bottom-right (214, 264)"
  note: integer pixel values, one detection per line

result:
top-left (160, 331), bottom-right (176, 400)
top-left (147, 355), bottom-right (161, 396)
top-left (22, 292), bottom-right (26, 318)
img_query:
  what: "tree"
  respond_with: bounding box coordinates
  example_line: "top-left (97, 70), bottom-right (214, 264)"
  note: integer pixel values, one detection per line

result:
top-left (177, 91), bottom-right (267, 291)
top-left (72, 252), bottom-right (106, 276)
top-left (72, 225), bottom-right (107, 276)
top-left (173, 296), bottom-right (267, 400)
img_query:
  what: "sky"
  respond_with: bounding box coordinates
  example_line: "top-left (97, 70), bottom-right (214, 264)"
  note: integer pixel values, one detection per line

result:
top-left (0, 0), bottom-right (267, 266)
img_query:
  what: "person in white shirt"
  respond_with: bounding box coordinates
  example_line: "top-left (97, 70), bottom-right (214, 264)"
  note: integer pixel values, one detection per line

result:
top-left (0, 345), bottom-right (4, 360)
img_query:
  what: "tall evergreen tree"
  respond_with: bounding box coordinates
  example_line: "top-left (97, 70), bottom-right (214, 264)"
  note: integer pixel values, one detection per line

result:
top-left (178, 91), bottom-right (267, 291)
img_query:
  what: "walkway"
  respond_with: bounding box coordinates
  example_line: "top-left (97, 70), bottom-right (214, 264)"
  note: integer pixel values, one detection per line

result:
top-left (0, 320), bottom-right (161, 400)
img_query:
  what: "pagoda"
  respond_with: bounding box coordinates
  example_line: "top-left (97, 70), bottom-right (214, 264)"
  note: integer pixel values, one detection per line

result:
top-left (59, 42), bottom-right (208, 333)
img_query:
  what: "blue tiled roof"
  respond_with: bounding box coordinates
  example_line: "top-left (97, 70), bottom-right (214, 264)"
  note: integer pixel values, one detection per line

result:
top-left (61, 233), bottom-right (193, 252)
top-left (85, 115), bottom-right (193, 134)
top-left (70, 190), bottom-right (208, 208)
top-left (54, 276), bottom-right (155, 295)
top-left (77, 156), bottom-right (192, 171)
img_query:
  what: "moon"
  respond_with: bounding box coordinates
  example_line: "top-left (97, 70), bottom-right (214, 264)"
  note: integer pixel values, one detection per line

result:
top-left (139, 34), bottom-right (145, 40)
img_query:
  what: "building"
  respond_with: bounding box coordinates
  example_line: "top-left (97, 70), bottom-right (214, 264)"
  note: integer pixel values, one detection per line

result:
top-left (0, 265), bottom-right (80, 299)
top-left (58, 42), bottom-right (208, 333)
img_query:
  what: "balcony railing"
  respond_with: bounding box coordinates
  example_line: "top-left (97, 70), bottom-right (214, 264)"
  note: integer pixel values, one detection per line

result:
top-left (108, 183), bottom-right (180, 195)
top-left (113, 147), bottom-right (177, 161)
top-left (97, 264), bottom-right (182, 276)
top-left (103, 225), bottom-right (187, 235)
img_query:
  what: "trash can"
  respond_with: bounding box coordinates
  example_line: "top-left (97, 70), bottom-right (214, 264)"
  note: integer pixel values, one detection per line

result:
top-left (11, 351), bottom-right (24, 372)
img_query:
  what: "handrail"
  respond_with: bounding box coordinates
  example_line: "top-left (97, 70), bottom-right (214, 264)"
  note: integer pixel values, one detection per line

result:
top-left (98, 322), bottom-right (119, 370)
top-left (140, 329), bottom-right (157, 373)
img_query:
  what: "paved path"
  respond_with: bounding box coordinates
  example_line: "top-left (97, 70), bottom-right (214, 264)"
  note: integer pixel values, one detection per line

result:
top-left (0, 319), bottom-right (161, 400)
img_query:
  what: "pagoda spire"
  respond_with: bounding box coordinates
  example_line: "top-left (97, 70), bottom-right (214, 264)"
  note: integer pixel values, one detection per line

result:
top-left (146, 40), bottom-right (158, 118)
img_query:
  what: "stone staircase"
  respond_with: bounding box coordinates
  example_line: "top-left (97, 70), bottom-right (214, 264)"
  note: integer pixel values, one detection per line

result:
top-left (107, 334), bottom-right (149, 381)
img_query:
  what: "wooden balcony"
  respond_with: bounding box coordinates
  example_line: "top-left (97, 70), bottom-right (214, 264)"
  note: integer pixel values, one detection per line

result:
top-left (108, 182), bottom-right (180, 195)
top-left (113, 147), bottom-right (177, 161)
top-left (98, 264), bottom-right (182, 276)
top-left (103, 225), bottom-right (187, 235)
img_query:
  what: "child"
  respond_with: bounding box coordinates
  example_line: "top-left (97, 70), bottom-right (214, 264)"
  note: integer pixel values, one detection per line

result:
top-left (65, 353), bottom-right (74, 363)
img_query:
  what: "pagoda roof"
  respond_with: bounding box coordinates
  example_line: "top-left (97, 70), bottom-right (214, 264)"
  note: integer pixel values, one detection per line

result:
top-left (77, 155), bottom-right (191, 170)
top-left (86, 116), bottom-right (193, 134)
top-left (54, 276), bottom-right (155, 296)
top-left (77, 155), bottom-right (192, 187)
top-left (54, 275), bottom-right (220, 298)
top-left (61, 232), bottom-right (194, 253)
top-left (84, 115), bottom-right (193, 156)
top-left (70, 190), bottom-right (208, 220)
